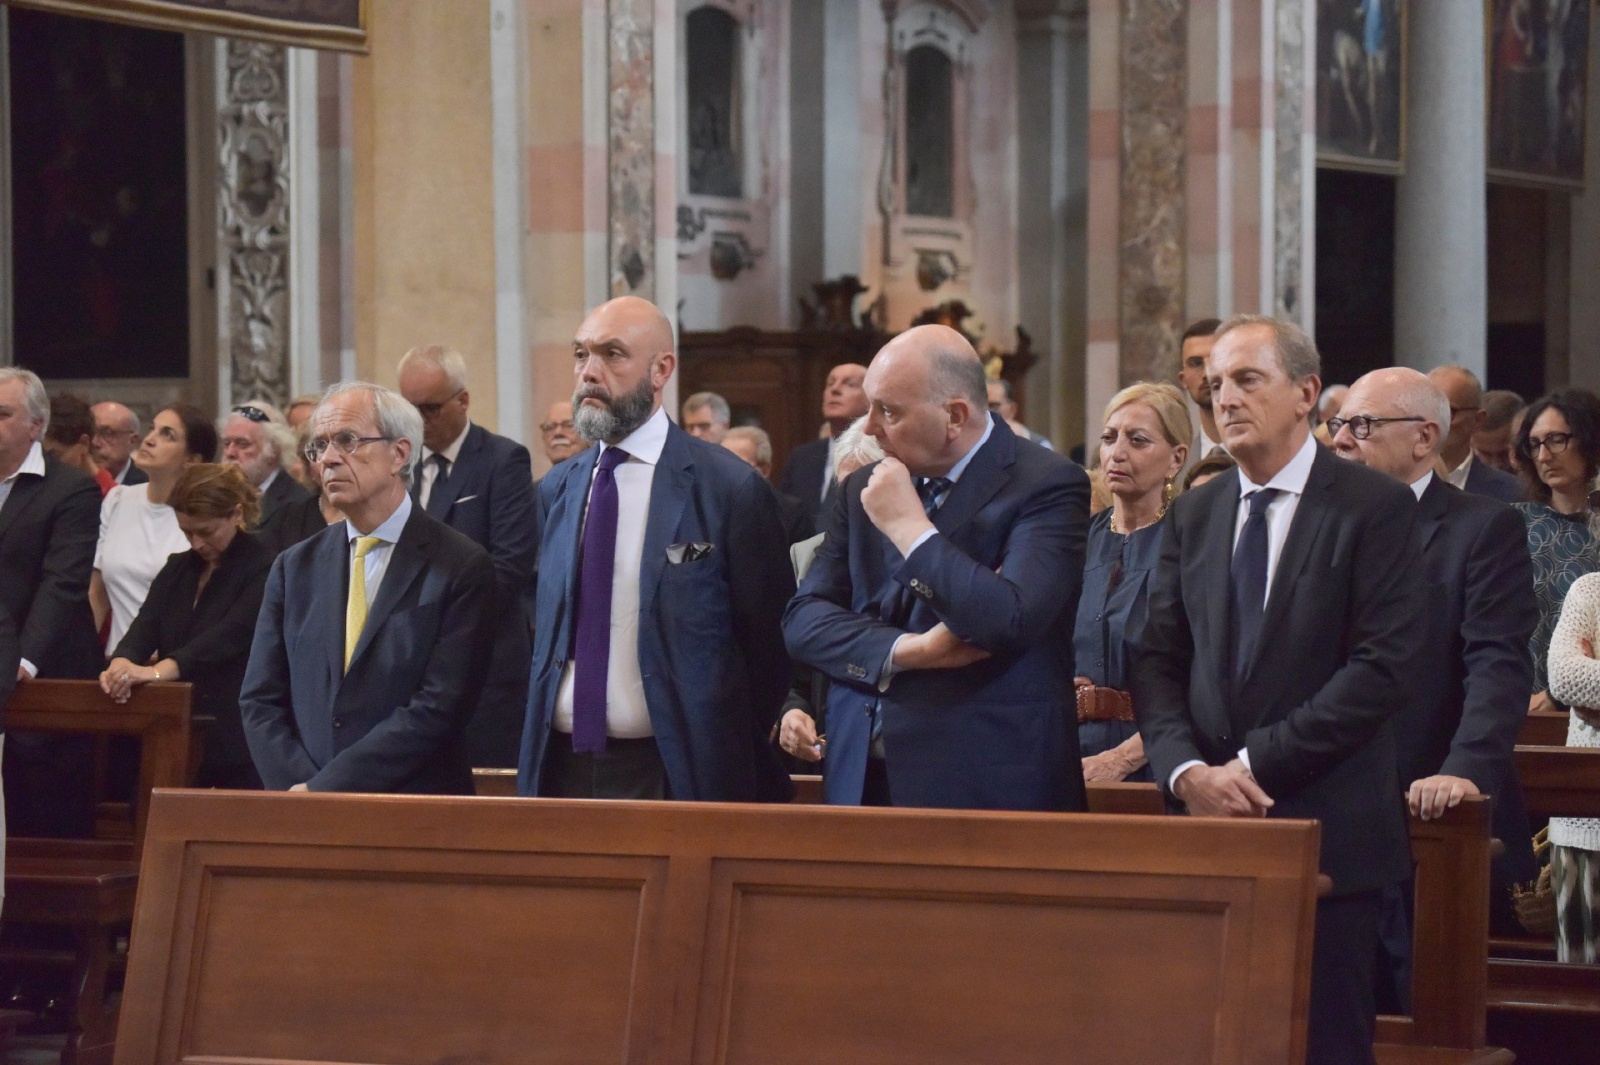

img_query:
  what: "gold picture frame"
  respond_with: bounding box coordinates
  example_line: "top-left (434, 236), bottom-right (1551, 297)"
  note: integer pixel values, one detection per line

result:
top-left (1, 0), bottom-right (367, 54)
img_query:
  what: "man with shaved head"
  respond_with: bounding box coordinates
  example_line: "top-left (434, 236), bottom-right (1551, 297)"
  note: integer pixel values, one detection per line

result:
top-left (519, 296), bottom-right (794, 802)
top-left (1330, 368), bottom-right (1537, 977)
top-left (91, 401), bottom-right (147, 486)
top-left (779, 361), bottom-right (870, 522)
top-left (1427, 365), bottom-right (1522, 503)
top-left (784, 325), bottom-right (1090, 811)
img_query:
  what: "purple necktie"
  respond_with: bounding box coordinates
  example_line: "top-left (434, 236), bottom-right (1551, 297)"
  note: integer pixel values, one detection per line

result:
top-left (572, 446), bottom-right (629, 753)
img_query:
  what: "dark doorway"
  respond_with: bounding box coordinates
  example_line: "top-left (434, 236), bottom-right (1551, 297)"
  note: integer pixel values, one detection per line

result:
top-left (8, 7), bottom-right (188, 379)
top-left (1314, 167), bottom-right (1395, 387)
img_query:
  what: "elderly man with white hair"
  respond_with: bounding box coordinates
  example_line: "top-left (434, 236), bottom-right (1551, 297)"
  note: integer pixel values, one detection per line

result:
top-left (221, 400), bottom-right (308, 529)
top-left (240, 382), bottom-right (496, 794)
top-left (1329, 366), bottom-right (1539, 997)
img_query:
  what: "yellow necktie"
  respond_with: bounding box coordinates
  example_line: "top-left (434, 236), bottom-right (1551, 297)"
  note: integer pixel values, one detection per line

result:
top-left (345, 536), bottom-right (381, 671)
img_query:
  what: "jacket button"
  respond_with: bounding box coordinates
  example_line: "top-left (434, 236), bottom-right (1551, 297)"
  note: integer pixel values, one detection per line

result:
top-left (333, 717), bottom-right (344, 729)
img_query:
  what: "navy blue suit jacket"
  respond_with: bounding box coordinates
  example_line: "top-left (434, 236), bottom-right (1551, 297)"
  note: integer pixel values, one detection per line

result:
top-left (519, 421), bottom-right (795, 801)
top-left (241, 502), bottom-right (496, 793)
top-left (778, 437), bottom-right (832, 523)
top-left (784, 417), bottom-right (1091, 811)
top-left (1402, 476), bottom-right (1538, 882)
top-left (1464, 459), bottom-right (1523, 504)
top-left (1132, 444), bottom-right (1422, 895)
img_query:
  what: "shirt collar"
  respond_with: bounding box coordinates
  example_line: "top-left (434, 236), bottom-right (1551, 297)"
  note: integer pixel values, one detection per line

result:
top-left (1450, 451), bottom-right (1473, 478)
top-left (424, 420), bottom-right (473, 465)
top-left (346, 489), bottom-right (412, 545)
top-left (1410, 469), bottom-right (1434, 500)
top-left (942, 413), bottom-right (996, 485)
top-left (1236, 432), bottom-right (1319, 500)
top-left (258, 467), bottom-right (281, 495)
top-left (3, 441), bottom-right (45, 486)
top-left (602, 406), bottom-right (670, 467)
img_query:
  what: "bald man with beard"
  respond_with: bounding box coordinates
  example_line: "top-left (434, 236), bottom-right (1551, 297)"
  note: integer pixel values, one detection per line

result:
top-left (518, 297), bottom-right (795, 802)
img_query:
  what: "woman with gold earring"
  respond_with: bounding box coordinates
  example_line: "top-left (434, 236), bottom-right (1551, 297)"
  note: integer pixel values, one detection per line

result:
top-left (1074, 382), bottom-right (1192, 782)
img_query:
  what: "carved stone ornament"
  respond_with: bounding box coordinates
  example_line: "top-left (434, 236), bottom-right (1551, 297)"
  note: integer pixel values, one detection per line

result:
top-left (217, 39), bottom-right (291, 408)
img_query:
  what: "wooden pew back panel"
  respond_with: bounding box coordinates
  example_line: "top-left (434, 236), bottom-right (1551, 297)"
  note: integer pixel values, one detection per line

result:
top-left (118, 791), bottom-right (1323, 1065)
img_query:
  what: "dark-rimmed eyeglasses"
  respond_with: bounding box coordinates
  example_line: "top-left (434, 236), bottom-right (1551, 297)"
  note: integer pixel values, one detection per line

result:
top-left (1526, 432), bottom-right (1575, 456)
top-left (232, 405), bottom-right (270, 423)
top-left (414, 390), bottom-right (463, 419)
top-left (539, 419), bottom-right (575, 434)
top-left (1326, 415), bottom-right (1424, 440)
top-left (303, 432), bottom-right (394, 462)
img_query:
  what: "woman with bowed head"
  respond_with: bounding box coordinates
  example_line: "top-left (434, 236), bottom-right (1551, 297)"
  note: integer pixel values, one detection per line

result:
top-left (1513, 389), bottom-right (1600, 714)
top-left (90, 403), bottom-right (217, 653)
top-left (1075, 382), bottom-right (1190, 783)
top-left (100, 463), bottom-right (271, 788)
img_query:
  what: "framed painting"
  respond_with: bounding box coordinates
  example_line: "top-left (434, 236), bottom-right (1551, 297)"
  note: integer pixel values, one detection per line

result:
top-left (1487, 0), bottom-right (1589, 188)
top-left (1317, 0), bottom-right (1406, 173)
top-left (2, 0), bottom-right (367, 54)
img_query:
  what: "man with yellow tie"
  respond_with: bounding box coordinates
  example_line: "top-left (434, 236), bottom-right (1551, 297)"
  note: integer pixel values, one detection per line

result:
top-left (241, 382), bottom-right (496, 793)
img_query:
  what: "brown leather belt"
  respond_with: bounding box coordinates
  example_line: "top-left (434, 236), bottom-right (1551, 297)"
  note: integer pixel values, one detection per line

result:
top-left (1076, 685), bottom-right (1134, 724)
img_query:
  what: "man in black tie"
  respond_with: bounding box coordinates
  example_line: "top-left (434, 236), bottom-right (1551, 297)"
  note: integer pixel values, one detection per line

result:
top-left (397, 344), bottom-right (538, 767)
top-left (1131, 314), bottom-right (1424, 1065)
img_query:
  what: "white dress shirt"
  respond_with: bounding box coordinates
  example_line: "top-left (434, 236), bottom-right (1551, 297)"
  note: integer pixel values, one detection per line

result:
top-left (1172, 431), bottom-right (1320, 791)
top-left (3, 443), bottom-right (46, 677)
top-left (552, 406), bottom-right (670, 739)
top-left (418, 421), bottom-right (471, 509)
top-left (345, 491), bottom-right (413, 606)
top-left (1410, 470), bottom-right (1434, 500)
top-left (1448, 452), bottom-right (1473, 491)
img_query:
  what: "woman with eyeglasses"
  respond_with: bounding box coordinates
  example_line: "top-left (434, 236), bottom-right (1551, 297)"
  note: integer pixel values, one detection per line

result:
top-left (1513, 388), bottom-right (1600, 716)
top-left (90, 404), bottom-right (218, 652)
top-left (1074, 382), bottom-right (1191, 783)
top-left (100, 464), bottom-right (270, 788)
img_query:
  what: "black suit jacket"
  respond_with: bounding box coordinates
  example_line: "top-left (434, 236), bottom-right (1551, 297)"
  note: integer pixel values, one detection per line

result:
top-left (240, 501), bottom-right (496, 793)
top-left (778, 437), bottom-right (832, 523)
top-left (1463, 459), bottom-right (1523, 505)
top-left (0, 454), bottom-right (103, 689)
top-left (257, 469), bottom-right (310, 528)
top-left (258, 490), bottom-right (334, 557)
top-left (1402, 476), bottom-right (1538, 882)
top-left (119, 463), bottom-right (148, 488)
top-left (775, 489), bottom-right (815, 545)
top-left (113, 532), bottom-right (273, 772)
top-left (1131, 443), bottom-right (1422, 895)
top-left (0, 603), bottom-right (18, 717)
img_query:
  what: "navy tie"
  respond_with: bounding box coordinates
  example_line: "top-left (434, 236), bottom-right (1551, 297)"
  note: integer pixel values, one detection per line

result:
top-left (918, 476), bottom-right (953, 516)
top-left (571, 446), bottom-right (629, 753)
top-left (1231, 488), bottom-right (1280, 682)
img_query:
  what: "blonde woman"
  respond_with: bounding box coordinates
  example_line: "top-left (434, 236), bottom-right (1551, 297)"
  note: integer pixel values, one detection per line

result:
top-left (1075, 382), bottom-right (1191, 782)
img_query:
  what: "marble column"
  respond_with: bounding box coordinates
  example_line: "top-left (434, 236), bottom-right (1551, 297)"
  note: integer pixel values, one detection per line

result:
top-left (1565, 22), bottom-right (1600, 393)
top-left (1016, 0), bottom-right (1087, 451)
top-left (1394, 0), bottom-right (1486, 375)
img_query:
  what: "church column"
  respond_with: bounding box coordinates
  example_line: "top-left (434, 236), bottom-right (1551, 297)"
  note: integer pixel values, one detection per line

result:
top-left (1016, 0), bottom-right (1087, 452)
top-left (1393, 0), bottom-right (1486, 375)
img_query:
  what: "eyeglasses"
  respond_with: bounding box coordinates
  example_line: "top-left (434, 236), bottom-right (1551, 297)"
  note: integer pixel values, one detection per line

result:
top-left (1526, 432), bottom-right (1575, 456)
top-left (302, 432), bottom-right (394, 462)
top-left (539, 419), bottom-right (575, 434)
top-left (414, 390), bottom-right (463, 419)
top-left (94, 426), bottom-right (137, 440)
top-left (232, 405), bottom-right (270, 423)
top-left (1325, 415), bottom-right (1425, 440)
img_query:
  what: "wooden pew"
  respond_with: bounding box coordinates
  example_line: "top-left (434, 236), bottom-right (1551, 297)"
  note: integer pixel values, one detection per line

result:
top-left (2, 679), bottom-right (193, 1065)
top-left (117, 789), bottom-right (1323, 1065)
top-left (1518, 710), bottom-right (1569, 748)
top-left (1485, 744), bottom-right (1600, 1044)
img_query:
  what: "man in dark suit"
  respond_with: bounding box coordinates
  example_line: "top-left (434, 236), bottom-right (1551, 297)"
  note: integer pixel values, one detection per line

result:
top-left (399, 344), bottom-right (538, 768)
top-left (223, 400), bottom-right (310, 527)
top-left (1329, 368), bottom-right (1538, 972)
top-left (1428, 366), bottom-right (1523, 503)
top-left (1130, 316), bottom-right (1424, 1065)
top-left (784, 325), bottom-right (1091, 812)
top-left (778, 362), bottom-right (868, 523)
top-left (518, 296), bottom-right (794, 802)
top-left (722, 426), bottom-right (814, 544)
top-left (91, 401), bottom-right (147, 487)
top-left (0, 368), bottom-right (104, 837)
top-left (241, 382), bottom-right (496, 794)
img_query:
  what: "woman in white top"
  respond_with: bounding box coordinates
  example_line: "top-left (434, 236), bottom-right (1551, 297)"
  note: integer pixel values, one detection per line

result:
top-left (1544, 569), bottom-right (1600, 962)
top-left (90, 404), bottom-right (218, 652)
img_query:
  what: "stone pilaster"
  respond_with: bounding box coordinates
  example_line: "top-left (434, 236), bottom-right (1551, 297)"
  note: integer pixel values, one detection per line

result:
top-left (608, 0), bottom-right (656, 298)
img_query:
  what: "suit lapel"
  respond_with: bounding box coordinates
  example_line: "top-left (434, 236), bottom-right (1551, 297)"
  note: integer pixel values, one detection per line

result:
top-left (1200, 479), bottom-right (1240, 690)
top-left (1415, 476), bottom-right (1449, 552)
top-left (638, 427), bottom-right (693, 620)
top-left (319, 526), bottom-right (351, 686)
top-left (426, 424), bottom-right (479, 518)
top-left (928, 416), bottom-right (1014, 538)
top-left (0, 472), bottom-right (44, 544)
top-left (1244, 446), bottom-right (1336, 682)
top-left (350, 506), bottom-right (431, 668)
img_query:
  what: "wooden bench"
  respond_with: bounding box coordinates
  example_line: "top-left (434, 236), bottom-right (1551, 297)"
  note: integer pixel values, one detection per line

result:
top-left (2, 679), bottom-right (192, 1065)
top-left (116, 789), bottom-right (1323, 1064)
top-left (1519, 710), bottom-right (1570, 748)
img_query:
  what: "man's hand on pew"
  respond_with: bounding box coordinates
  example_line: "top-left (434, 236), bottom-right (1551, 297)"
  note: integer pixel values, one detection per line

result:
top-left (1173, 759), bottom-right (1273, 818)
top-left (778, 708), bottom-right (825, 763)
top-left (1407, 774), bottom-right (1480, 820)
